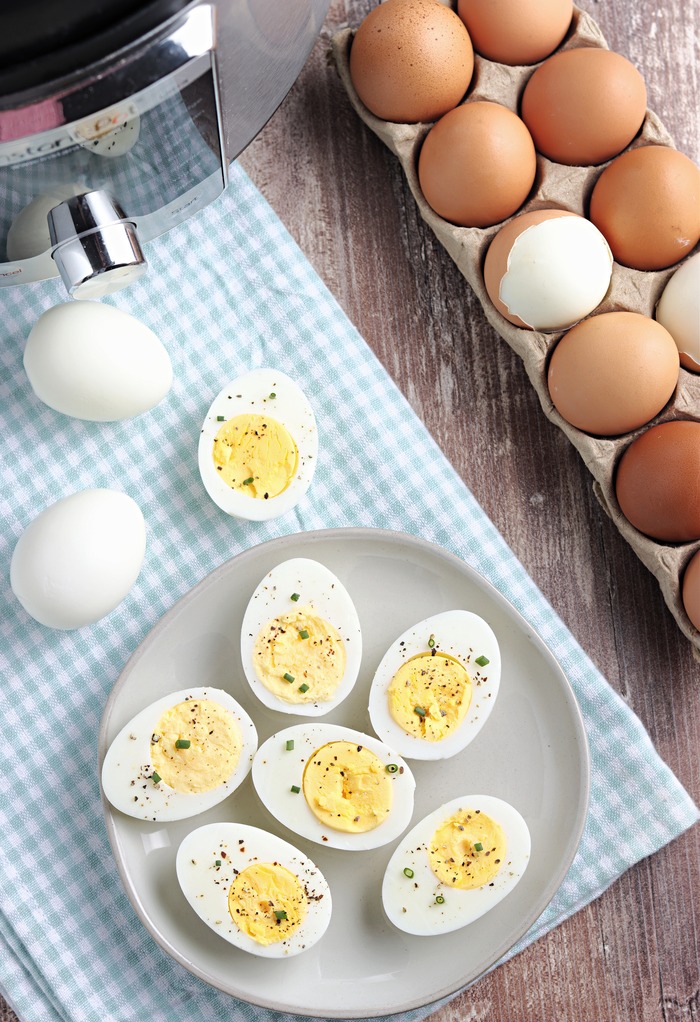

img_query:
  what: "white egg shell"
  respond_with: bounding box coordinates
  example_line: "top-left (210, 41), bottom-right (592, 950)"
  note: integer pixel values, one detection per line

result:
top-left (240, 557), bottom-right (362, 716)
top-left (23, 301), bottom-right (173, 421)
top-left (198, 368), bottom-right (318, 521)
top-left (10, 488), bottom-right (146, 629)
top-left (382, 794), bottom-right (531, 936)
top-left (655, 251), bottom-right (700, 367)
top-left (101, 687), bottom-right (258, 822)
top-left (176, 821), bottom-right (332, 957)
top-left (499, 217), bottom-right (613, 331)
top-left (368, 610), bottom-right (501, 760)
top-left (252, 722), bottom-right (416, 850)
top-left (76, 114), bottom-right (141, 157)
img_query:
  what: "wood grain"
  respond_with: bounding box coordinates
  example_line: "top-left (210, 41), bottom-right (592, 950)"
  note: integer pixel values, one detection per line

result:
top-left (2, 2), bottom-right (697, 1020)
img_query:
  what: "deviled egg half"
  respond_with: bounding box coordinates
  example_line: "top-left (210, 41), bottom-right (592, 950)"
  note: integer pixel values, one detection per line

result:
top-left (240, 557), bottom-right (362, 716)
top-left (253, 722), bottom-right (416, 850)
top-left (382, 795), bottom-right (530, 935)
top-left (101, 687), bottom-right (258, 822)
top-left (368, 610), bottom-right (501, 760)
top-left (176, 822), bottom-right (331, 958)
top-left (198, 368), bottom-right (318, 520)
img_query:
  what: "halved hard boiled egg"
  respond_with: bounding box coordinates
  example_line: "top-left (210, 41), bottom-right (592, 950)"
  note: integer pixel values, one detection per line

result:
top-left (176, 822), bottom-right (332, 958)
top-left (252, 722), bottom-right (416, 850)
top-left (382, 794), bottom-right (530, 935)
top-left (368, 610), bottom-right (500, 760)
top-left (240, 558), bottom-right (362, 716)
top-left (101, 687), bottom-right (258, 822)
top-left (198, 368), bottom-right (318, 520)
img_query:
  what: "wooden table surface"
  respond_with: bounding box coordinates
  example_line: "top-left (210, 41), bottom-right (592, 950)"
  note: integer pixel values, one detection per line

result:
top-left (2, 2), bottom-right (697, 1021)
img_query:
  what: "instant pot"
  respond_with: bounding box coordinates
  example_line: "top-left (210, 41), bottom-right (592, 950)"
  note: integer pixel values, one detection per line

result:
top-left (0, 0), bottom-right (330, 297)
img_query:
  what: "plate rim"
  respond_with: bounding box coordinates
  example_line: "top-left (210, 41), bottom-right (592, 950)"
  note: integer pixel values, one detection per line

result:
top-left (99, 526), bottom-right (591, 1017)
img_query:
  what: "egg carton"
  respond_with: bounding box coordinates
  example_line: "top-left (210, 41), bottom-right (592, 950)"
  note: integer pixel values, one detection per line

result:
top-left (330, 5), bottom-right (700, 659)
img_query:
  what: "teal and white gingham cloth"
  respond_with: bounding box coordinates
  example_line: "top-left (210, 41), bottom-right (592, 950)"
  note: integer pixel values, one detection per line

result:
top-left (0, 162), bottom-right (697, 1022)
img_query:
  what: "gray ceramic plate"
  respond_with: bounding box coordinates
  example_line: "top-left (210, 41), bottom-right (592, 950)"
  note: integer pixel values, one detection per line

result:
top-left (99, 528), bottom-right (590, 1018)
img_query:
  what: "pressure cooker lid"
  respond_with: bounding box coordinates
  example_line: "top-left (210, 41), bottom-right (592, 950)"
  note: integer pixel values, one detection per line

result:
top-left (0, 0), bottom-right (191, 100)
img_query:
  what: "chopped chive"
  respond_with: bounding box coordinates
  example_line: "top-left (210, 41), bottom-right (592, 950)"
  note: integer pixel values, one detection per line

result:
top-left (403, 867), bottom-right (414, 878)
top-left (428, 634), bottom-right (436, 648)
top-left (215, 859), bottom-right (222, 867)
top-left (216, 415), bottom-right (225, 421)
top-left (298, 629), bottom-right (310, 640)
top-left (474, 842), bottom-right (483, 852)
top-left (475, 655), bottom-right (490, 667)
top-left (242, 476), bottom-right (254, 486)
top-left (269, 392), bottom-right (276, 399)
top-left (298, 683), bottom-right (310, 693)
top-left (283, 672), bottom-right (295, 683)
top-left (414, 705), bottom-right (427, 717)
top-left (385, 763), bottom-right (399, 774)
top-left (285, 739), bottom-right (295, 751)
top-left (151, 772), bottom-right (161, 784)
top-left (290, 593), bottom-right (300, 602)
top-left (435, 895), bottom-right (445, 905)
top-left (274, 909), bottom-right (287, 920)
top-left (175, 739), bottom-right (191, 749)
top-left (291, 784), bottom-right (301, 794)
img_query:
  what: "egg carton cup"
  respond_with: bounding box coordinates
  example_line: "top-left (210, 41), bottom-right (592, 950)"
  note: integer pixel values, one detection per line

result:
top-left (331, 5), bottom-right (700, 659)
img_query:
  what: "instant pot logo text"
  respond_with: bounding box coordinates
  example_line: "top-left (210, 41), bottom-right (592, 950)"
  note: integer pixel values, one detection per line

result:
top-left (0, 135), bottom-right (77, 166)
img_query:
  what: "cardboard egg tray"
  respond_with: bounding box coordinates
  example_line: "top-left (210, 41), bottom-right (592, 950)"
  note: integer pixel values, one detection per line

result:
top-left (331, 5), bottom-right (700, 658)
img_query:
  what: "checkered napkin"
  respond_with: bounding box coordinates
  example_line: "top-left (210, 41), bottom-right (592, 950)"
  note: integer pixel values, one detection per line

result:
top-left (0, 162), bottom-right (697, 1022)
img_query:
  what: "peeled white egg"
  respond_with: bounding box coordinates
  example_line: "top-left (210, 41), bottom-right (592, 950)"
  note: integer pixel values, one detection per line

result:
top-left (101, 687), bottom-right (258, 822)
top-left (176, 821), bottom-right (332, 958)
top-left (23, 301), bottom-right (173, 421)
top-left (484, 210), bottom-right (613, 331)
top-left (368, 610), bottom-right (501, 761)
top-left (198, 368), bottom-right (318, 521)
top-left (10, 488), bottom-right (146, 629)
top-left (6, 184), bottom-right (85, 261)
top-left (240, 557), bottom-right (362, 716)
top-left (252, 722), bottom-right (416, 851)
top-left (656, 252), bottom-right (700, 372)
top-left (73, 113), bottom-right (141, 157)
top-left (382, 794), bottom-right (531, 936)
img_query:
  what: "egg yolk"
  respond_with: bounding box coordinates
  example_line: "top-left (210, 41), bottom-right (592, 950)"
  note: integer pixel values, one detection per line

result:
top-left (302, 740), bottom-right (393, 833)
top-left (228, 862), bottom-right (307, 945)
top-left (387, 652), bottom-right (472, 741)
top-left (253, 607), bottom-right (346, 704)
top-left (428, 809), bottom-right (506, 889)
top-left (212, 413), bottom-right (298, 499)
top-left (150, 699), bottom-right (241, 793)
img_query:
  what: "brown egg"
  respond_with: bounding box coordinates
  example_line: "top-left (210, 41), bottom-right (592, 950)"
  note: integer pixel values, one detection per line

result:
top-left (681, 549), bottom-right (700, 632)
top-left (589, 145), bottom-right (700, 270)
top-left (520, 48), bottom-right (647, 166)
top-left (483, 208), bottom-right (613, 331)
top-left (548, 312), bottom-right (679, 436)
top-left (349, 0), bottom-right (474, 124)
top-left (615, 420), bottom-right (700, 542)
top-left (457, 0), bottom-right (573, 65)
top-left (417, 101), bottom-right (536, 227)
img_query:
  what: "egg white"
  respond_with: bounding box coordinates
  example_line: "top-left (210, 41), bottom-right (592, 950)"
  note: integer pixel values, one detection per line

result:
top-left (252, 722), bottom-right (416, 850)
top-left (176, 822), bottom-right (332, 958)
top-left (198, 368), bottom-right (318, 520)
top-left (240, 557), bottom-right (362, 716)
top-left (382, 794), bottom-right (531, 936)
top-left (101, 686), bottom-right (258, 822)
top-left (368, 609), bottom-right (501, 760)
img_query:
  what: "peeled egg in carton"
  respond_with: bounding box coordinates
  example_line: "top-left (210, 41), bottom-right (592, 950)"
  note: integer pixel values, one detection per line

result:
top-left (331, 5), bottom-right (700, 658)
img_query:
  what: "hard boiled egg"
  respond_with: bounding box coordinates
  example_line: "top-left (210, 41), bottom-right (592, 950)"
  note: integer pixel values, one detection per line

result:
top-left (198, 369), bottom-right (318, 521)
top-left (10, 488), bottom-right (146, 630)
top-left (240, 557), bottom-right (362, 716)
top-left (252, 722), bottom-right (416, 851)
top-left (176, 822), bottom-right (331, 958)
top-left (101, 687), bottom-right (258, 822)
top-left (23, 301), bottom-right (172, 421)
top-left (368, 610), bottom-right (500, 760)
top-left (382, 794), bottom-right (530, 935)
